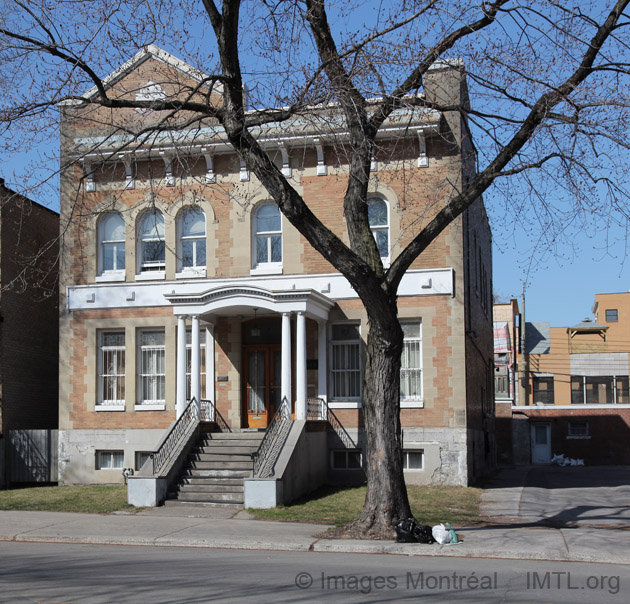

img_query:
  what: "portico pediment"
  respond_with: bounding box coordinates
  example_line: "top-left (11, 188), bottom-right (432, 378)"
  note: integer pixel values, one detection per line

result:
top-left (164, 284), bottom-right (335, 321)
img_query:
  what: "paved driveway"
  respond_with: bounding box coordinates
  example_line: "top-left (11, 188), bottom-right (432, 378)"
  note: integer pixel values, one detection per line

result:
top-left (481, 465), bottom-right (630, 527)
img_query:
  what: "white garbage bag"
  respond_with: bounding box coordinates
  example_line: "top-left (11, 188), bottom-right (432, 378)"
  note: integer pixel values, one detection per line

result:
top-left (432, 523), bottom-right (452, 545)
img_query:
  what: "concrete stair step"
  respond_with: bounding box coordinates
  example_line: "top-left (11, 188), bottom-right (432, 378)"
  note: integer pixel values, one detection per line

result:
top-left (177, 484), bottom-right (243, 494)
top-left (184, 469), bottom-right (251, 478)
top-left (188, 460), bottom-right (252, 470)
top-left (189, 453), bottom-right (254, 462)
top-left (199, 438), bottom-right (263, 448)
top-left (202, 431), bottom-right (264, 438)
top-left (163, 499), bottom-right (242, 508)
top-left (170, 493), bottom-right (244, 504)
top-left (179, 477), bottom-right (244, 487)
top-left (193, 445), bottom-right (259, 455)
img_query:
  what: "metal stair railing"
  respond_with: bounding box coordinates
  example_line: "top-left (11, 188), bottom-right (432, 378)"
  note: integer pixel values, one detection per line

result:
top-left (150, 398), bottom-right (200, 476)
top-left (251, 397), bottom-right (292, 478)
top-left (200, 399), bottom-right (232, 432)
top-left (306, 396), bottom-right (357, 449)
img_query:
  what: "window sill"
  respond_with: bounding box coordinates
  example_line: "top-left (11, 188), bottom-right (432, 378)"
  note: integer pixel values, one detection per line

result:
top-left (567, 435), bottom-right (591, 440)
top-left (328, 401), bottom-right (361, 409)
top-left (400, 400), bottom-right (424, 409)
top-left (176, 267), bottom-right (207, 279)
top-left (136, 271), bottom-right (166, 281)
top-left (95, 405), bottom-right (125, 412)
top-left (135, 404), bottom-right (166, 411)
top-left (250, 264), bottom-right (283, 276)
top-left (95, 271), bottom-right (126, 283)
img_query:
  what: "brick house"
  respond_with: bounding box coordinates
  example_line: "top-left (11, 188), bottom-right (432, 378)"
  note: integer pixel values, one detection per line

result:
top-left (0, 179), bottom-right (59, 486)
top-left (502, 292), bottom-right (630, 466)
top-left (57, 46), bottom-right (494, 504)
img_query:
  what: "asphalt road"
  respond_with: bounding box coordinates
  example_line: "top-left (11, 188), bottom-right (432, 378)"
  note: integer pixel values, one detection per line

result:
top-left (0, 542), bottom-right (628, 603)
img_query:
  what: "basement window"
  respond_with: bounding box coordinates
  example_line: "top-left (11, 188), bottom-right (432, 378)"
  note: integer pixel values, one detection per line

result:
top-left (331, 449), bottom-right (362, 470)
top-left (96, 450), bottom-right (124, 470)
top-left (403, 450), bottom-right (424, 470)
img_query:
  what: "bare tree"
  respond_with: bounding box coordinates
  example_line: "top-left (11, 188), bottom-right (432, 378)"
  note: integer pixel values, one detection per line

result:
top-left (1, 0), bottom-right (630, 537)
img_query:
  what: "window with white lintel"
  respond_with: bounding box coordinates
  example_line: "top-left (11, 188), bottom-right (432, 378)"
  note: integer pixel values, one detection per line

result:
top-left (330, 324), bottom-right (361, 401)
top-left (400, 322), bottom-right (423, 405)
top-left (252, 203), bottom-right (282, 273)
top-left (97, 212), bottom-right (125, 279)
top-left (138, 210), bottom-right (165, 274)
top-left (137, 330), bottom-right (165, 407)
top-left (97, 331), bottom-right (125, 407)
top-left (178, 206), bottom-right (206, 274)
top-left (367, 196), bottom-right (389, 264)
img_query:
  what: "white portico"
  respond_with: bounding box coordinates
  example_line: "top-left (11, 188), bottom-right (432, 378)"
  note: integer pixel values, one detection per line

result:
top-left (165, 285), bottom-right (335, 426)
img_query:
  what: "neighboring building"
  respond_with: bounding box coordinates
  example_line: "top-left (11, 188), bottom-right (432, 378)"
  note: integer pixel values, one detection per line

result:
top-left (0, 179), bottom-right (59, 486)
top-left (493, 299), bottom-right (520, 463)
top-left (57, 46), bottom-right (494, 498)
top-left (504, 292), bottom-right (630, 466)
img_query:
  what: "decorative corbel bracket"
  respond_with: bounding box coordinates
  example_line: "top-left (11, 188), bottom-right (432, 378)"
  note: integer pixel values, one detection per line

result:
top-left (202, 150), bottom-right (216, 184)
top-left (240, 157), bottom-right (250, 182)
top-left (82, 158), bottom-right (95, 192)
top-left (160, 151), bottom-right (175, 187)
top-left (278, 143), bottom-right (291, 178)
top-left (119, 154), bottom-right (135, 189)
top-left (417, 130), bottom-right (429, 168)
top-left (314, 139), bottom-right (327, 176)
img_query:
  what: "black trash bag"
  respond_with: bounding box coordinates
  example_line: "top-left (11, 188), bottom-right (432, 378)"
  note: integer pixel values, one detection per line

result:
top-left (395, 517), bottom-right (436, 543)
top-left (395, 517), bottom-right (419, 543)
top-left (414, 524), bottom-right (436, 544)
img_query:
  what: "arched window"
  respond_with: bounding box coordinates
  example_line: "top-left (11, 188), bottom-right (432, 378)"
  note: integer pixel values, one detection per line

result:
top-left (367, 197), bottom-right (389, 261)
top-left (178, 207), bottom-right (206, 271)
top-left (98, 212), bottom-right (125, 276)
top-left (138, 210), bottom-right (165, 273)
top-left (253, 203), bottom-right (282, 270)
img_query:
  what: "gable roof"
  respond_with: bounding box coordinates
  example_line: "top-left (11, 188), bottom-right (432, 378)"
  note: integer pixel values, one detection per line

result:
top-left (82, 44), bottom-right (223, 100)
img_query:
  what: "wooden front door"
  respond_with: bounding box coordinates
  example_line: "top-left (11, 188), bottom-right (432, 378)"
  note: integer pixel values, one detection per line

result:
top-left (243, 345), bottom-right (281, 428)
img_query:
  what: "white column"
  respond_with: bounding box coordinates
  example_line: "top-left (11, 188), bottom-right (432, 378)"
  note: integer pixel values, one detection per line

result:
top-left (281, 312), bottom-right (292, 409)
top-left (317, 321), bottom-right (328, 405)
top-left (296, 312), bottom-right (307, 420)
top-left (206, 323), bottom-right (215, 403)
top-left (191, 315), bottom-right (201, 412)
top-left (176, 314), bottom-right (187, 418)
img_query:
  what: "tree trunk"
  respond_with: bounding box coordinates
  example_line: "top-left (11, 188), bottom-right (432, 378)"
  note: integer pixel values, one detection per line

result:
top-left (345, 305), bottom-right (412, 539)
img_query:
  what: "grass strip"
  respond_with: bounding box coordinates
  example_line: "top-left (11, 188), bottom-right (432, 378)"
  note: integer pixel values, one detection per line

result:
top-left (248, 484), bottom-right (483, 527)
top-left (0, 485), bottom-right (135, 514)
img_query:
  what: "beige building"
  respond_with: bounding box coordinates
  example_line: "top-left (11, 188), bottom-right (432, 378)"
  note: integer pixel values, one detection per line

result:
top-left (499, 292), bottom-right (630, 466)
top-left (57, 46), bottom-right (494, 503)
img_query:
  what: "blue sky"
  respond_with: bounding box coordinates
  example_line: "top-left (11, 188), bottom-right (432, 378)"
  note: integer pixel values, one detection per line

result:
top-left (493, 230), bottom-right (630, 327)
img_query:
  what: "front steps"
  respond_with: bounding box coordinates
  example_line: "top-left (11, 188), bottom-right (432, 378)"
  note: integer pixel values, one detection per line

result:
top-left (166, 431), bottom-right (265, 506)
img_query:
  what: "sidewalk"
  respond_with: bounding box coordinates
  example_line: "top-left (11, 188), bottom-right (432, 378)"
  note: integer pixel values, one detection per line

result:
top-left (0, 504), bottom-right (627, 563)
top-left (1, 465), bottom-right (628, 563)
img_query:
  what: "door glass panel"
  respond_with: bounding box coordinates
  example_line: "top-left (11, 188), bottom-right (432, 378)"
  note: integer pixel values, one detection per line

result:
top-left (535, 425), bottom-right (548, 445)
top-left (248, 352), bottom-right (265, 414)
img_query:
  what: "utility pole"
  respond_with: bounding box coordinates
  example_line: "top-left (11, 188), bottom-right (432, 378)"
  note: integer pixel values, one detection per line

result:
top-left (520, 287), bottom-right (528, 407)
